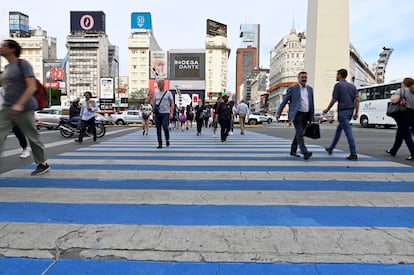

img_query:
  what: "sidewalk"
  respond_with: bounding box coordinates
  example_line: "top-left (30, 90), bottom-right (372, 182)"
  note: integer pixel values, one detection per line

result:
top-left (0, 128), bottom-right (413, 274)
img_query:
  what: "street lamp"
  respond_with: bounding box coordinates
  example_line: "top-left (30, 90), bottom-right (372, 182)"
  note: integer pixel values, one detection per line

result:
top-left (113, 58), bottom-right (120, 110)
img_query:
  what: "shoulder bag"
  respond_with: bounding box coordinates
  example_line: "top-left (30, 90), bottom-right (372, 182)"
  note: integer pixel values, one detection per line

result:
top-left (386, 88), bottom-right (406, 117)
top-left (153, 91), bottom-right (167, 114)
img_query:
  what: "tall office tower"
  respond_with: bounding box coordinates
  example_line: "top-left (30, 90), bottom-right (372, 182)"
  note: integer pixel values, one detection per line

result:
top-left (305, 0), bottom-right (350, 111)
top-left (239, 23), bottom-right (260, 67)
top-left (205, 19), bottom-right (230, 104)
top-left (66, 11), bottom-right (117, 109)
top-left (236, 46), bottom-right (258, 102)
top-left (128, 12), bottom-right (162, 102)
top-left (236, 23), bottom-right (260, 102)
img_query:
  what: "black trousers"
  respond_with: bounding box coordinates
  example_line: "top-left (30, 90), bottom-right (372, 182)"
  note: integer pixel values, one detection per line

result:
top-left (78, 117), bottom-right (96, 141)
top-left (291, 111), bottom-right (309, 154)
top-left (219, 119), bottom-right (231, 141)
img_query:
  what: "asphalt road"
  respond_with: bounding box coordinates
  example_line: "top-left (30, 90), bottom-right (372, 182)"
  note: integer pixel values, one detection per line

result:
top-left (250, 122), bottom-right (414, 167)
top-left (0, 126), bottom-right (138, 174)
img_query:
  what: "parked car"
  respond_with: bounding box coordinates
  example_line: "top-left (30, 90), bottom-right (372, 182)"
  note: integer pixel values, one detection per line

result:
top-left (314, 112), bottom-right (335, 124)
top-left (247, 112), bottom-right (275, 125)
top-left (35, 107), bottom-right (64, 129)
top-left (111, 110), bottom-right (153, 125)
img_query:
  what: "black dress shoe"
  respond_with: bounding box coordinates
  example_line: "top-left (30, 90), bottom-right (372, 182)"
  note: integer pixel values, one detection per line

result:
top-left (325, 147), bottom-right (333, 155)
top-left (290, 152), bottom-right (300, 157)
top-left (166, 140), bottom-right (170, 147)
top-left (346, 154), bottom-right (358, 160)
top-left (156, 145), bottom-right (162, 149)
top-left (386, 149), bottom-right (396, 156)
top-left (303, 152), bottom-right (312, 160)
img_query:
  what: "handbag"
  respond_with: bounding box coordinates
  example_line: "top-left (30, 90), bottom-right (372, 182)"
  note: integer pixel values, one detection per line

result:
top-left (304, 123), bottom-right (321, 139)
top-left (386, 88), bottom-right (406, 117)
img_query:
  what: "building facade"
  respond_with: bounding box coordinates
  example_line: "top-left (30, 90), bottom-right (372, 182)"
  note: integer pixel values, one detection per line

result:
top-left (267, 25), bottom-right (306, 115)
top-left (66, 11), bottom-right (119, 109)
top-left (267, 24), bottom-right (376, 115)
top-left (205, 35), bottom-right (230, 104)
top-left (236, 46), bottom-right (258, 102)
top-left (235, 23), bottom-right (260, 102)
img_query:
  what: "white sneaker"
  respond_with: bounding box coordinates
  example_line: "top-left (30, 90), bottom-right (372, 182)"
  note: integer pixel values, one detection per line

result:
top-left (230, 131), bottom-right (233, 136)
top-left (213, 134), bottom-right (216, 138)
top-left (20, 149), bottom-right (31, 159)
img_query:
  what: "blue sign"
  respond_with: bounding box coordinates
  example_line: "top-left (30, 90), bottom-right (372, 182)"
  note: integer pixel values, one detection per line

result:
top-left (131, 13), bottom-right (152, 30)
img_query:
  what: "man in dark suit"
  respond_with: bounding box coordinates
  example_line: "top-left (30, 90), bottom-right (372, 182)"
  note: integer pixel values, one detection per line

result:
top-left (277, 71), bottom-right (315, 160)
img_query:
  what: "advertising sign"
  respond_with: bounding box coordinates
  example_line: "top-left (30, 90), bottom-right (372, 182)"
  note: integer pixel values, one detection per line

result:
top-left (100, 78), bottom-right (114, 99)
top-left (70, 11), bottom-right (106, 33)
top-left (131, 12), bottom-right (152, 30)
top-left (206, 19), bottom-right (227, 37)
top-left (150, 51), bottom-right (168, 79)
top-left (170, 53), bottom-right (205, 80)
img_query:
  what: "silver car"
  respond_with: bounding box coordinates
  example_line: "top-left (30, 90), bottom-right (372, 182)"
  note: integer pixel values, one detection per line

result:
top-left (35, 108), bottom-right (64, 129)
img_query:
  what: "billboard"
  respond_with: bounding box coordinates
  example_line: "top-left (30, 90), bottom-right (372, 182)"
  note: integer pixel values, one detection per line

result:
top-left (207, 19), bottom-right (227, 37)
top-left (150, 51), bottom-right (168, 79)
top-left (70, 11), bottom-right (106, 33)
top-left (9, 11), bottom-right (30, 37)
top-left (149, 79), bottom-right (170, 99)
top-left (131, 12), bottom-right (152, 30)
top-left (169, 53), bottom-right (205, 80)
top-left (100, 78), bottom-right (114, 99)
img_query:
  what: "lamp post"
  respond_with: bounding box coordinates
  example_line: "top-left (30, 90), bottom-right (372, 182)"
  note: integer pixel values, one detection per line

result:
top-left (113, 58), bottom-right (120, 111)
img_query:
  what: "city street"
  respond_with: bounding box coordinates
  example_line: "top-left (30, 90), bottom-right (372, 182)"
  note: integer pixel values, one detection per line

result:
top-left (0, 124), bottom-right (413, 274)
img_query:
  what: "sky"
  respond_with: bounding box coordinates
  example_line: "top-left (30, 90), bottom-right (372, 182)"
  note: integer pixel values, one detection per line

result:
top-left (1, 0), bottom-right (413, 91)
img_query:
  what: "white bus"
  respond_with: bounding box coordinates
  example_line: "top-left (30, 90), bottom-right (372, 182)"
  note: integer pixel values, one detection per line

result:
top-left (350, 80), bottom-right (401, 128)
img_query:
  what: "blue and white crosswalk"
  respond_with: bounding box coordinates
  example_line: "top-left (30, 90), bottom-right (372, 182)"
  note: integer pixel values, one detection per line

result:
top-left (0, 128), bottom-right (413, 274)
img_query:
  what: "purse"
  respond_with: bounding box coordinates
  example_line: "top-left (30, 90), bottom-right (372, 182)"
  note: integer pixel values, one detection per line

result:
top-left (304, 123), bottom-right (321, 139)
top-left (386, 88), bottom-right (406, 117)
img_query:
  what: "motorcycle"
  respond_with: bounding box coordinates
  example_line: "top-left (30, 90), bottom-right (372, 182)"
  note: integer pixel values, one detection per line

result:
top-left (59, 117), bottom-right (106, 138)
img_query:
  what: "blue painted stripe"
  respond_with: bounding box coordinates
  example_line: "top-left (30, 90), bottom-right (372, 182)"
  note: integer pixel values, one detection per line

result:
top-left (0, 257), bottom-right (52, 275)
top-left (2, 178), bottom-right (414, 192)
top-left (1, 258), bottom-right (414, 275)
top-left (21, 163), bottom-right (414, 173)
top-left (1, 202), bottom-right (413, 227)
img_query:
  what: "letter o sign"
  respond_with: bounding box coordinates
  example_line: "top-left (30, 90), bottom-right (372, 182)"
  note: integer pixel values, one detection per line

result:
top-left (80, 15), bottom-right (95, 30)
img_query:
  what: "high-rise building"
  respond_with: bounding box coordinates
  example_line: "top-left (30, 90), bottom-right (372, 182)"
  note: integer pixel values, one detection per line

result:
top-left (205, 19), bottom-right (230, 104)
top-left (0, 12), bottom-right (60, 107)
top-left (128, 12), bottom-right (161, 102)
top-left (66, 11), bottom-right (118, 109)
top-left (239, 23), bottom-right (260, 67)
top-left (267, 25), bottom-right (306, 114)
top-left (235, 23), bottom-right (260, 102)
top-left (236, 46), bottom-right (258, 102)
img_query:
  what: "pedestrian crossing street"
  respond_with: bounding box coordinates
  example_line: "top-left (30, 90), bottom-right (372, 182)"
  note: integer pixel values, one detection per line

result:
top-left (1, 128), bottom-right (414, 274)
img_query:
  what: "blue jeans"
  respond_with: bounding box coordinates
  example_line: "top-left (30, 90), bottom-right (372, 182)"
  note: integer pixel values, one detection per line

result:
top-left (329, 109), bottom-right (357, 155)
top-left (155, 113), bottom-right (170, 145)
